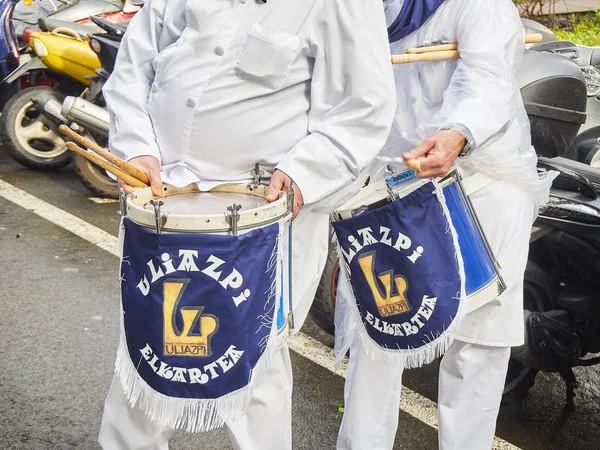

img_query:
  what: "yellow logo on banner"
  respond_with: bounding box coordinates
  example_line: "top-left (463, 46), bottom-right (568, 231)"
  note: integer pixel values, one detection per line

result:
top-left (163, 279), bottom-right (219, 357)
top-left (358, 251), bottom-right (411, 318)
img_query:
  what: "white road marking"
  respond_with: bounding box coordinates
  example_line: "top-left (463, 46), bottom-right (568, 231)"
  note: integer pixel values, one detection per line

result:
top-left (0, 178), bottom-right (521, 450)
top-left (89, 197), bottom-right (119, 204)
top-left (0, 179), bottom-right (118, 255)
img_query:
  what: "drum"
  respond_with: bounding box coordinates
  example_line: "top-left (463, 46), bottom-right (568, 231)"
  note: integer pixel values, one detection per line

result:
top-left (125, 183), bottom-right (292, 331)
top-left (332, 169), bottom-right (506, 312)
top-left (115, 183), bottom-right (292, 432)
top-left (331, 168), bottom-right (506, 368)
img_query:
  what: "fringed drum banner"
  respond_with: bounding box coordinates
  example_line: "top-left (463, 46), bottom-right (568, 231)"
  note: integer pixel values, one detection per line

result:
top-left (116, 217), bottom-right (282, 432)
top-left (332, 181), bottom-right (467, 368)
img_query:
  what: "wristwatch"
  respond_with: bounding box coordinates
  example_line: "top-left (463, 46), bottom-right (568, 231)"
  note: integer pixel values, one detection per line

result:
top-left (440, 125), bottom-right (474, 158)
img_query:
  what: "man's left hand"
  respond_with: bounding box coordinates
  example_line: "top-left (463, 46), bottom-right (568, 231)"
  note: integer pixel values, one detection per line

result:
top-left (403, 130), bottom-right (466, 178)
top-left (266, 169), bottom-right (304, 219)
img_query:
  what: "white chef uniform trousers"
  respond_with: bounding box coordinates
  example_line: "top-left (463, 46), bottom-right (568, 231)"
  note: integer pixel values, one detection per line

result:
top-left (337, 179), bottom-right (536, 450)
top-left (99, 345), bottom-right (293, 450)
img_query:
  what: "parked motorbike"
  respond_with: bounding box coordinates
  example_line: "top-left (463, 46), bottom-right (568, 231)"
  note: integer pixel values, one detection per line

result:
top-left (0, 26), bottom-right (101, 169)
top-left (309, 48), bottom-right (600, 410)
top-left (0, 0), bottom-right (140, 116)
top-left (13, 0), bottom-right (139, 41)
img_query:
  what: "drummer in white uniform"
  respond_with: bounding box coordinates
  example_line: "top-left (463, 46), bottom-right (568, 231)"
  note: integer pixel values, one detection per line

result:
top-left (97, 0), bottom-right (395, 449)
top-left (337, 0), bottom-right (552, 449)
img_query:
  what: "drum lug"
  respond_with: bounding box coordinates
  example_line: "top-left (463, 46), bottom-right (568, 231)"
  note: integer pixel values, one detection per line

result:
top-left (251, 163), bottom-right (265, 187)
top-left (227, 204), bottom-right (242, 235)
top-left (119, 188), bottom-right (127, 217)
top-left (150, 199), bottom-right (167, 234)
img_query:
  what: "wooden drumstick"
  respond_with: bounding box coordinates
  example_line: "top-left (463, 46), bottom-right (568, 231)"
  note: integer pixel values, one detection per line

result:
top-left (404, 158), bottom-right (421, 172)
top-left (405, 33), bottom-right (544, 54)
top-left (392, 50), bottom-right (460, 64)
top-left (58, 125), bottom-right (150, 186)
top-left (65, 142), bottom-right (148, 188)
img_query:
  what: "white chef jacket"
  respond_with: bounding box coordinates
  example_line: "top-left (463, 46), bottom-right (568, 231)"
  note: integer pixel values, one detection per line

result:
top-left (379, 0), bottom-right (552, 346)
top-left (104, 0), bottom-right (396, 208)
top-left (104, 0), bottom-right (396, 329)
top-left (381, 0), bottom-right (551, 208)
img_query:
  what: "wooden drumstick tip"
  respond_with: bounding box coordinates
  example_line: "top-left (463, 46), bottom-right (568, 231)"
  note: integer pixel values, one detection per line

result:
top-left (404, 158), bottom-right (421, 172)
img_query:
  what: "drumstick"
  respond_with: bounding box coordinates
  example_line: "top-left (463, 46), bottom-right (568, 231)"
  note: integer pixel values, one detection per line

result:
top-left (65, 141), bottom-right (148, 188)
top-left (404, 158), bottom-right (421, 172)
top-left (405, 33), bottom-right (543, 54)
top-left (392, 50), bottom-right (460, 64)
top-left (58, 125), bottom-right (150, 186)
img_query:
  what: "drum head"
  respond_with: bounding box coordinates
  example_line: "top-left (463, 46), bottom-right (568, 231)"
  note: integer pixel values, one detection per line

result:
top-left (125, 183), bottom-right (288, 233)
top-left (148, 192), bottom-right (267, 215)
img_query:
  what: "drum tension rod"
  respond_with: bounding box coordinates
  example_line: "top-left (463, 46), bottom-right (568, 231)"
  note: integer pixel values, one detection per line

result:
top-left (287, 183), bottom-right (295, 331)
top-left (119, 188), bottom-right (127, 217)
top-left (227, 204), bottom-right (242, 235)
top-left (150, 199), bottom-right (165, 234)
top-left (251, 163), bottom-right (264, 187)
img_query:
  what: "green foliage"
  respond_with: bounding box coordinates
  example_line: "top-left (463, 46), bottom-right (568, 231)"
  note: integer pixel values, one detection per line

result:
top-left (554, 11), bottom-right (600, 46)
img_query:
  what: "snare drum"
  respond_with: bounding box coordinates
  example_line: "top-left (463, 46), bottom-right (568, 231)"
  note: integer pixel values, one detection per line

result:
top-left (125, 183), bottom-right (292, 330)
top-left (116, 183), bottom-right (292, 432)
top-left (333, 169), bottom-right (506, 313)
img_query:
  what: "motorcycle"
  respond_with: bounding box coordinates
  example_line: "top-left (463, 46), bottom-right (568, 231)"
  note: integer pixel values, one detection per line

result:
top-left (0, 0), bottom-right (139, 104)
top-left (309, 46), bottom-right (600, 410)
top-left (13, 0), bottom-right (140, 41)
top-left (0, 25), bottom-right (101, 169)
top-left (0, 1), bottom-right (138, 170)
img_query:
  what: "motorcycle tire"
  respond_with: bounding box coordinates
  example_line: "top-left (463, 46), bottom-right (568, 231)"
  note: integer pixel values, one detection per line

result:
top-left (72, 153), bottom-right (119, 199)
top-left (309, 242), bottom-right (339, 336)
top-left (0, 86), bottom-right (70, 170)
top-left (502, 259), bottom-right (555, 406)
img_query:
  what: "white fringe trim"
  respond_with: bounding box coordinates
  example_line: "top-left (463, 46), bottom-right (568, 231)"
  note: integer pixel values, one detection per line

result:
top-left (115, 221), bottom-right (287, 433)
top-left (334, 181), bottom-right (468, 370)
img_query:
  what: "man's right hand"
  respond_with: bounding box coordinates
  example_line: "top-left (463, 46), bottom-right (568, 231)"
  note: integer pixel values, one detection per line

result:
top-left (119, 155), bottom-right (163, 197)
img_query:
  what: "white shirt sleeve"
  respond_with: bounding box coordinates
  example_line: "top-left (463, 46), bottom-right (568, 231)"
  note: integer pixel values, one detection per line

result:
top-left (276, 0), bottom-right (396, 208)
top-left (429, 0), bottom-right (525, 151)
top-left (102, 0), bottom-right (170, 163)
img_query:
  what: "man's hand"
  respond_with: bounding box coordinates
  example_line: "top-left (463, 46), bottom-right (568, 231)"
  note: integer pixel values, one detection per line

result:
top-left (403, 130), bottom-right (466, 178)
top-left (118, 155), bottom-right (163, 196)
top-left (266, 169), bottom-right (304, 219)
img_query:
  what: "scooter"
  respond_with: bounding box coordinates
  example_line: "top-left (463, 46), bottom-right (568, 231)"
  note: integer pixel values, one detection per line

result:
top-left (13, 0), bottom-right (140, 41)
top-left (0, 26), bottom-right (101, 169)
top-left (0, 0), bottom-right (140, 111)
top-left (309, 48), bottom-right (600, 411)
top-left (506, 156), bottom-right (600, 410)
top-left (0, 3), bottom-right (139, 170)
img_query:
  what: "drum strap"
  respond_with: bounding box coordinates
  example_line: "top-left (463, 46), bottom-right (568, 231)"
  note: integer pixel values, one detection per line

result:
top-left (461, 172), bottom-right (498, 196)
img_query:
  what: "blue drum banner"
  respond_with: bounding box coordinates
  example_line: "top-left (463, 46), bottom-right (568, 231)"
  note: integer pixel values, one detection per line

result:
top-left (332, 182), bottom-right (466, 368)
top-left (115, 218), bottom-right (283, 432)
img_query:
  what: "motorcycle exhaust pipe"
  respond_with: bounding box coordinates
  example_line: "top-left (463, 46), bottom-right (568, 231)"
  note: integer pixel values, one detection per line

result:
top-left (61, 97), bottom-right (110, 135)
top-left (30, 92), bottom-right (69, 126)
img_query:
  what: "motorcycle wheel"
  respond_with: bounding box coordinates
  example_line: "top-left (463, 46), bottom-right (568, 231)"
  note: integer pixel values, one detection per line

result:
top-left (502, 260), bottom-right (555, 405)
top-left (72, 153), bottom-right (120, 199)
top-left (0, 86), bottom-right (70, 170)
top-left (309, 242), bottom-right (339, 336)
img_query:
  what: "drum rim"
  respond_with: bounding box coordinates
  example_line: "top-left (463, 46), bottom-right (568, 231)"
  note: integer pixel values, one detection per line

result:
top-left (332, 169), bottom-right (459, 221)
top-left (125, 183), bottom-right (289, 233)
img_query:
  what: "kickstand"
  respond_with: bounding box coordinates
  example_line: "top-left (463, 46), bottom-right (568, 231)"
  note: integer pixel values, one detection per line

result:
top-left (560, 368), bottom-right (578, 414)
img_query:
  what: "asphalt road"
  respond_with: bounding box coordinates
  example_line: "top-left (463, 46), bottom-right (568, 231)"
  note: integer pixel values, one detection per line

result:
top-left (2, 150), bottom-right (600, 450)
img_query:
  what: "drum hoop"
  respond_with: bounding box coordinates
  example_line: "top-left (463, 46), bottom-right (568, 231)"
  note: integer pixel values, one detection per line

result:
top-left (332, 170), bottom-right (459, 221)
top-left (125, 183), bottom-right (289, 233)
